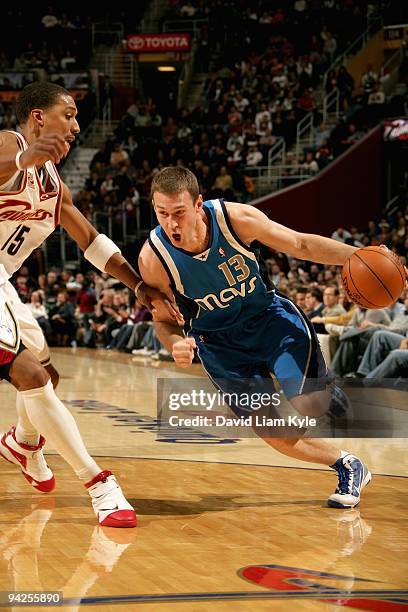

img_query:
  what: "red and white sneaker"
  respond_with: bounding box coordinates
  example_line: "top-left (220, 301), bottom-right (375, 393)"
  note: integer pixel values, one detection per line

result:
top-left (86, 471), bottom-right (137, 528)
top-left (0, 426), bottom-right (55, 493)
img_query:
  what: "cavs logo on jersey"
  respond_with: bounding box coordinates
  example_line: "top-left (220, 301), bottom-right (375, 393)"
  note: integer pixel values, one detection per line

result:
top-left (0, 200), bottom-right (52, 222)
top-left (218, 247), bottom-right (226, 257)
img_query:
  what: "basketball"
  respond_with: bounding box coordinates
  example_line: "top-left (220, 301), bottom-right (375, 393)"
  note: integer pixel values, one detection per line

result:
top-left (341, 246), bottom-right (406, 309)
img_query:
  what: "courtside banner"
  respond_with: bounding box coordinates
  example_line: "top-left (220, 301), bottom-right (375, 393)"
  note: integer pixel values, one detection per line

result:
top-left (127, 34), bottom-right (190, 53)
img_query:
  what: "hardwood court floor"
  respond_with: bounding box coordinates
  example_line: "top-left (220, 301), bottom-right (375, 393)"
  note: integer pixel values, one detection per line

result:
top-left (0, 348), bottom-right (407, 611)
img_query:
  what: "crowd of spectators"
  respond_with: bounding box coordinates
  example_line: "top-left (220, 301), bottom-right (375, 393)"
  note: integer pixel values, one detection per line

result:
top-left (0, 6), bottom-right (151, 75)
top-left (14, 195), bottom-right (408, 377)
top-left (11, 265), bottom-right (173, 360)
top-left (69, 0), bottom-right (397, 231)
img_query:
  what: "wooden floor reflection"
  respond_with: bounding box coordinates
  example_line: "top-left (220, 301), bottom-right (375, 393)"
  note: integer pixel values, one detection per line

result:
top-left (0, 348), bottom-right (406, 611)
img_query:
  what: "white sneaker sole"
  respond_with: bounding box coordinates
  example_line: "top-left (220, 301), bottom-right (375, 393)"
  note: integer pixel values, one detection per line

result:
top-left (328, 470), bottom-right (372, 508)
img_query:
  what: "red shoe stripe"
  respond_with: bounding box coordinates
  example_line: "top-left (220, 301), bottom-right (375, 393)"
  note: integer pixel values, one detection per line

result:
top-left (85, 470), bottom-right (113, 489)
top-left (100, 510), bottom-right (137, 528)
top-left (1, 432), bottom-right (27, 469)
top-left (9, 426), bottom-right (45, 451)
top-left (1, 430), bottom-right (55, 493)
top-left (22, 472), bottom-right (56, 493)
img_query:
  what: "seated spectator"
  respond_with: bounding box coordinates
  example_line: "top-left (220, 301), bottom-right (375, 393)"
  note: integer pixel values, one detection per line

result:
top-left (361, 63), bottom-right (378, 97)
top-left (14, 274), bottom-right (30, 303)
top-left (294, 287), bottom-right (307, 310)
top-left (321, 285), bottom-right (346, 322)
top-left (314, 122), bottom-right (331, 148)
top-left (110, 143), bottom-right (129, 169)
top-left (255, 103), bottom-right (271, 133)
top-left (90, 143), bottom-right (110, 172)
top-left (27, 291), bottom-right (52, 340)
top-left (305, 288), bottom-right (324, 327)
top-left (103, 291), bottom-right (129, 348)
top-left (337, 66), bottom-right (354, 110)
top-left (132, 324), bottom-right (163, 357)
top-left (367, 84), bottom-right (385, 105)
top-left (77, 276), bottom-right (97, 323)
top-left (180, 1), bottom-right (196, 17)
top-left (227, 105), bottom-right (242, 127)
top-left (302, 151), bottom-right (319, 175)
top-left (60, 49), bottom-right (77, 70)
top-left (212, 165), bottom-right (234, 198)
top-left (111, 298), bottom-right (151, 352)
top-left (331, 227), bottom-right (352, 243)
top-left (83, 289), bottom-right (114, 348)
top-left (354, 330), bottom-right (408, 382)
top-left (100, 172), bottom-right (118, 200)
top-left (246, 143), bottom-right (263, 167)
top-left (49, 290), bottom-right (77, 347)
top-left (227, 142), bottom-right (244, 167)
top-left (331, 306), bottom-right (392, 377)
top-left (323, 32), bottom-right (337, 62)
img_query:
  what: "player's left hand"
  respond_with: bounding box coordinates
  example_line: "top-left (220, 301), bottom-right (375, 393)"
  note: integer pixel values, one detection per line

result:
top-left (136, 283), bottom-right (184, 323)
top-left (172, 337), bottom-right (196, 368)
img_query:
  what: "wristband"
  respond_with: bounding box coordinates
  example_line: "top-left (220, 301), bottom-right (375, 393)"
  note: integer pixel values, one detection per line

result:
top-left (134, 280), bottom-right (144, 296)
top-left (84, 234), bottom-right (121, 272)
top-left (15, 150), bottom-right (25, 171)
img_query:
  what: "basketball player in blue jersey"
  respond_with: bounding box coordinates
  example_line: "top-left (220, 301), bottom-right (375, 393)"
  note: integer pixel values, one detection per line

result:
top-left (0, 82), bottom-right (179, 528)
top-left (139, 166), bottom-right (371, 509)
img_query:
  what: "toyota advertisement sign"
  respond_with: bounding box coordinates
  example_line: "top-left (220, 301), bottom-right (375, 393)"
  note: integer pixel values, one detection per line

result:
top-left (127, 34), bottom-right (190, 53)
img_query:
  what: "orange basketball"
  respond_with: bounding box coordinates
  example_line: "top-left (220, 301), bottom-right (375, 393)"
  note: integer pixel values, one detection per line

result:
top-left (341, 246), bottom-right (406, 309)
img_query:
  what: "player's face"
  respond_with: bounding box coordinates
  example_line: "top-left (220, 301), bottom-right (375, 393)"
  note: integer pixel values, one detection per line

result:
top-left (40, 94), bottom-right (80, 153)
top-left (153, 190), bottom-right (203, 248)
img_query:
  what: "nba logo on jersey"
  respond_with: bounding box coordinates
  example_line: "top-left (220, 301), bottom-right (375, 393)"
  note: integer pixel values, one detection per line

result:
top-left (218, 247), bottom-right (226, 257)
top-left (27, 172), bottom-right (35, 188)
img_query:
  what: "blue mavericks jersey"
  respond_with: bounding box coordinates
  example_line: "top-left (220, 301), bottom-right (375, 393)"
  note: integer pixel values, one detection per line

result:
top-left (149, 199), bottom-right (273, 332)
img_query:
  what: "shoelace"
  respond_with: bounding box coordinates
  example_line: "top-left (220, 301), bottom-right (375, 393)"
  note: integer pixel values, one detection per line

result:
top-left (337, 465), bottom-right (354, 494)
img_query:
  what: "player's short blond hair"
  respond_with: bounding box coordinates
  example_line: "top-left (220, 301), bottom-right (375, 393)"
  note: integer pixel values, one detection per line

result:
top-left (151, 167), bottom-right (199, 203)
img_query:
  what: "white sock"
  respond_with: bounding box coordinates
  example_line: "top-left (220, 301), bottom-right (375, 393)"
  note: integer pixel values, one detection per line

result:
top-left (20, 380), bottom-right (101, 483)
top-left (15, 391), bottom-right (40, 447)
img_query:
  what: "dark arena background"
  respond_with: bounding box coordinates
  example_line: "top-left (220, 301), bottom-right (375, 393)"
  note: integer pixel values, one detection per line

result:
top-left (0, 2), bottom-right (407, 610)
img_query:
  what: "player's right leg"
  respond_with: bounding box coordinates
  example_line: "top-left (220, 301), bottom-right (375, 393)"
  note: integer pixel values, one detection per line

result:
top-left (264, 295), bottom-right (370, 508)
top-left (0, 315), bottom-right (136, 528)
top-left (5, 348), bottom-right (136, 526)
top-left (2, 281), bottom-right (60, 446)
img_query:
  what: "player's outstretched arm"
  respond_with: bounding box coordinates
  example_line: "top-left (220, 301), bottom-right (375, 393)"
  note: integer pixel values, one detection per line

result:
top-left (59, 182), bottom-right (180, 320)
top-left (224, 201), bottom-right (358, 266)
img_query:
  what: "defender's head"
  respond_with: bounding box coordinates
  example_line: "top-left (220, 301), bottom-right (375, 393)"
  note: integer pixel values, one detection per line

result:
top-left (16, 81), bottom-right (80, 149)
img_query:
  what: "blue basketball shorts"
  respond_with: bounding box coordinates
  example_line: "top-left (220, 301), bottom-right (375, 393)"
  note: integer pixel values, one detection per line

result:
top-left (192, 292), bottom-right (329, 413)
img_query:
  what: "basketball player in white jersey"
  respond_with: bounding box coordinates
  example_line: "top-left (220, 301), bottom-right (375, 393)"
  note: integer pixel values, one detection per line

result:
top-left (0, 82), bottom-right (177, 528)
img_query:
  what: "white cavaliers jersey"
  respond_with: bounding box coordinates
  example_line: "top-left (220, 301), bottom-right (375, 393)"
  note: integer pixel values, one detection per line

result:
top-left (0, 131), bottom-right (62, 284)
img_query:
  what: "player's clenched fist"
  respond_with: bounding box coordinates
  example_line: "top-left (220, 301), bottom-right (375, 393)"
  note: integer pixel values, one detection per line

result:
top-left (172, 337), bottom-right (196, 368)
top-left (20, 135), bottom-right (70, 167)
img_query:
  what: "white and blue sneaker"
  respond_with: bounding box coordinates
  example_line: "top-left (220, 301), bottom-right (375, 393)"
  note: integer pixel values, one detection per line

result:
top-left (328, 454), bottom-right (371, 508)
